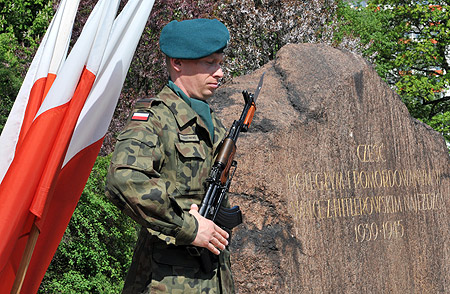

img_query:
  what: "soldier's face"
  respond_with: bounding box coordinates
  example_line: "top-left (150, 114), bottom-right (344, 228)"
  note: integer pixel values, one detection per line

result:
top-left (173, 53), bottom-right (224, 101)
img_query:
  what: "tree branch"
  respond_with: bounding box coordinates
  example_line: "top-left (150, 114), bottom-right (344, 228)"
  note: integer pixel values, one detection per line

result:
top-left (423, 96), bottom-right (450, 105)
top-left (410, 66), bottom-right (444, 76)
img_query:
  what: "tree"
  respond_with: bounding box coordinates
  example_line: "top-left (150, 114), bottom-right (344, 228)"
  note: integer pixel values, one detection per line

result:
top-left (334, 0), bottom-right (450, 146)
top-left (0, 33), bottom-right (22, 133)
top-left (0, 0), bottom-right (54, 47)
top-left (215, 0), bottom-right (338, 77)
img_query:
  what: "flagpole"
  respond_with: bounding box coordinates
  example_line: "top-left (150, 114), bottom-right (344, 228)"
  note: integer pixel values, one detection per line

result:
top-left (10, 220), bottom-right (40, 294)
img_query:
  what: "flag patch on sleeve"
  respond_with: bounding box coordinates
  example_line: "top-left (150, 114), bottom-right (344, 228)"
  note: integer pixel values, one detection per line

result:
top-left (131, 112), bottom-right (150, 121)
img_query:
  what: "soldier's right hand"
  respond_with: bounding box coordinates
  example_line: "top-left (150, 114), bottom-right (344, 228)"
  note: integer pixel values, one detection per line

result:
top-left (189, 204), bottom-right (229, 255)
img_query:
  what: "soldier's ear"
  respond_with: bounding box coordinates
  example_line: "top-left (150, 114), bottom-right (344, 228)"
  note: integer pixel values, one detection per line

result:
top-left (170, 58), bottom-right (183, 72)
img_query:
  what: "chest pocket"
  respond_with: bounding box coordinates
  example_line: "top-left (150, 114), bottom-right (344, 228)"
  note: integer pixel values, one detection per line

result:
top-left (113, 129), bottom-right (160, 173)
top-left (174, 141), bottom-right (209, 195)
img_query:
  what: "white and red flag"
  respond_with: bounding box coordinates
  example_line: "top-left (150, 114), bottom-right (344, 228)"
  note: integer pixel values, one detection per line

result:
top-left (0, 0), bottom-right (154, 292)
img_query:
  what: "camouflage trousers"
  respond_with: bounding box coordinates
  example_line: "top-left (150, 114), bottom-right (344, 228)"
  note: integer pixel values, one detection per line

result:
top-left (122, 229), bottom-right (235, 294)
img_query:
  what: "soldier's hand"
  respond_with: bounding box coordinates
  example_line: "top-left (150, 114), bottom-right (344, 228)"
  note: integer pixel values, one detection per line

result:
top-left (189, 204), bottom-right (229, 255)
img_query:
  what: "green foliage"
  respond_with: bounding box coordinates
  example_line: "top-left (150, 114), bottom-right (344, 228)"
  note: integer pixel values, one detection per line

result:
top-left (334, 1), bottom-right (396, 67)
top-left (0, 0), bottom-right (54, 48)
top-left (40, 155), bottom-right (138, 293)
top-left (0, 33), bottom-right (22, 134)
top-left (334, 0), bottom-right (450, 146)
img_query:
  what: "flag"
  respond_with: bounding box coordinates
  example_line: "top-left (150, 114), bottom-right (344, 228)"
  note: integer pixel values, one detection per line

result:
top-left (0, 0), bottom-right (79, 290)
top-left (0, 0), bottom-right (78, 182)
top-left (0, 0), bottom-right (118, 290)
top-left (0, 0), bottom-right (155, 292)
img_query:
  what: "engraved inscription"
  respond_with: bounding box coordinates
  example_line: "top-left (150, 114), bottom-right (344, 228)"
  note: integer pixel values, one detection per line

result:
top-left (356, 144), bottom-right (386, 163)
top-left (287, 169), bottom-right (441, 192)
top-left (286, 142), bottom-right (446, 242)
top-left (288, 193), bottom-right (445, 221)
top-left (354, 220), bottom-right (404, 242)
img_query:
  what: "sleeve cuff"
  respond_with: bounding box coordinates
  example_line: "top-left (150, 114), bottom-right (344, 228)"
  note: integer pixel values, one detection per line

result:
top-left (175, 211), bottom-right (198, 245)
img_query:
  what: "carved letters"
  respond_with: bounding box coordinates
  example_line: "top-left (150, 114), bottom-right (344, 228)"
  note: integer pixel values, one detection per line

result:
top-left (286, 142), bottom-right (446, 242)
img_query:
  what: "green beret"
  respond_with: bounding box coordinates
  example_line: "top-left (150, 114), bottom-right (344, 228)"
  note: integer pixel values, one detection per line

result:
top-left (159, 19), bottom-right (230, 59)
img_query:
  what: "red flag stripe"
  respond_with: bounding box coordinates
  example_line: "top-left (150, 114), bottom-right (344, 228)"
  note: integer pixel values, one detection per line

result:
top-left (22, 138), bottom-right (104, 293)
top-left (17, 73), bottom-right (58, 149)
top-left (16, 77), bottom-right (47, 148)
top-left (42, 73), bottom-right (57, 103)
top-left (31, 68), bottom-right (96, 218)
top-left (0, 101), bottom-right (69, 271)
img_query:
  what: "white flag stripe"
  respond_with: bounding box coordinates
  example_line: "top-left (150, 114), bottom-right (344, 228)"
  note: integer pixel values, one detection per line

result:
top-left (36, 0), bottom-right (68, 78)
top-left (63, 0), bottom-right (155, 166)
top-left (98, 0), bottom-right (146, 73)
top-left (133, 113), bottom-right (150, 119)
top-left (0, 30), bottom-right (48, 181)
top-left (86, 0), bottom-right (121, 73)
top-left (0, 0), bottom-right (76, 182)
top-left (48, 0), bottom-right (79, 75)
top-left (35, 0), bottom-right (119, 118)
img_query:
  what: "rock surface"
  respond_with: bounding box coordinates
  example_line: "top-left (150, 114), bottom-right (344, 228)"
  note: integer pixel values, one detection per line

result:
top-left (210, 43), bottom-right (450, 293)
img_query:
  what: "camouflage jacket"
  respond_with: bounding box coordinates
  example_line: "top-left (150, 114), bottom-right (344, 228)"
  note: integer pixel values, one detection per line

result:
top-left (106, 86), bottom-right (227, 245)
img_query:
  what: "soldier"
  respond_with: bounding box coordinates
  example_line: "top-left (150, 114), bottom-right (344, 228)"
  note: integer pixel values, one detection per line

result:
top-left (105, 19), bottom-right (235, 293)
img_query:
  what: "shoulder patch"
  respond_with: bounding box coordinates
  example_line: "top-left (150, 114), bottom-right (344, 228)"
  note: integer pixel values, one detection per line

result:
top-left (131, 112), bottom-right (150, 121)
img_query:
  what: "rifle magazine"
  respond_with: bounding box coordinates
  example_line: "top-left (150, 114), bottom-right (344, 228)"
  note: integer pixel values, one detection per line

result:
top-left (215, 205), bottom-right (243, 229)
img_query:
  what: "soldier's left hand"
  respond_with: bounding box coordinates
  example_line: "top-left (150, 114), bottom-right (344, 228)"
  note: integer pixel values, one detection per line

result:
top-left (189, 204), bottom-right (229, 255)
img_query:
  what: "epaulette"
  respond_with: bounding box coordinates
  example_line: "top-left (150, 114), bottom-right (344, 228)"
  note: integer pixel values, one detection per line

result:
top-left (134, 97), bottom-right (161, 109)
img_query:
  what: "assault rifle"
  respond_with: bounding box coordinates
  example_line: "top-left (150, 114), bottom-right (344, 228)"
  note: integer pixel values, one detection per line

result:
top-left (187, 73), bottom-right (265, 269)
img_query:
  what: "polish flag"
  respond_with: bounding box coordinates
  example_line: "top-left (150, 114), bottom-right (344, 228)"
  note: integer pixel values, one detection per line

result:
top-left (0, 0), bottom-right (155, 292)
top-left (132, 111), bottom-right (151, 121)
top-left (0, 0), bottom-right (78, 182)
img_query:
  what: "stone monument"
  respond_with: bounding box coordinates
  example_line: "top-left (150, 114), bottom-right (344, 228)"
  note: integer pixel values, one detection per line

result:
top-left (211, 43), bottom-right (449, 293)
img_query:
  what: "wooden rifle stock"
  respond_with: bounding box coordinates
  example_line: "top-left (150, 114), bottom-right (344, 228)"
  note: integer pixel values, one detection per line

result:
top-left (199, 72), bottom-right (265, 222)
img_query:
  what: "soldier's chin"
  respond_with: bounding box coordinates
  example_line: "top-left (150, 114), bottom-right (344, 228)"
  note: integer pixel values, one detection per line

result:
top-left (201, 91), bottom-right (214, 100)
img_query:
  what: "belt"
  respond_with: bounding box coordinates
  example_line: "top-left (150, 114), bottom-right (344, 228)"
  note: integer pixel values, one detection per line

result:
top-left (152, 242), bottom-right (219, 269)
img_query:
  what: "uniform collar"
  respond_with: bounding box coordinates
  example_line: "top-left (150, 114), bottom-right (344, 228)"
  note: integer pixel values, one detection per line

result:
top-left (166, 81), bottom-right (214, 141)
top-left (157, 86), bottom-right (213, 140)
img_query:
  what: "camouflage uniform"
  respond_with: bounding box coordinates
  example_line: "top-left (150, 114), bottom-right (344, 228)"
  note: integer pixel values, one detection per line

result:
top-left (106, 86), bottom-right (234, 294)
